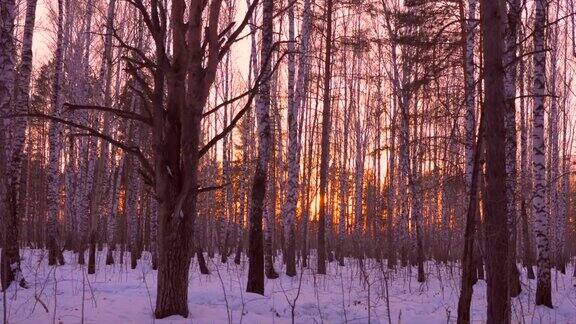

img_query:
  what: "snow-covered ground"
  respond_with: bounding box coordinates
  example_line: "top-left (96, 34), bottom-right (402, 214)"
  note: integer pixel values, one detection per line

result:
top-left (2, 248), bottom-right (575, 323)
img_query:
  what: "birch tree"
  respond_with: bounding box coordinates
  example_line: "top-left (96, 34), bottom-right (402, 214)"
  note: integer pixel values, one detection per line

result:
top-left (247, 0), bottom-right (273, 294)
top-left (532, 0), bottom-right (553, 308)
top-left (1, 0), bottom-right (39, 289)
top-left (317, 0), bottom-right (334, 275)
top-left (46, 0), bottom-right (66, 267)
top-left (504, 0), bottom-right (521, 297)
top-left (282, 0), bottom-right (312, 277)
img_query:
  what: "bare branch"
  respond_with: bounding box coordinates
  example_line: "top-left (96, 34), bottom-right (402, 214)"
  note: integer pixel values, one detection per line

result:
top-left (2, 112), bottom-right (154, 178)
top-left (64, 103), bottom-right (152, 125)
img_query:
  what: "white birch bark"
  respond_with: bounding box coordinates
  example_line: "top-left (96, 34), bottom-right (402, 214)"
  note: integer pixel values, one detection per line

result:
top-left (464, 0), bottom-right (477, 197)
top-left (75, 0), bottom-right (95, 258)
top-left (247, 0), bottom-right (274, 293)
top-left (46, 0), bottom-right (66, 265)
top-left (532, 0), bottom-right (552, 307)
top-left (10, 0), bottom-right (38, 183)
top-left (0, 0), bottom-right (26, 288)
top-left (282, 0), bottom-right (312, 275)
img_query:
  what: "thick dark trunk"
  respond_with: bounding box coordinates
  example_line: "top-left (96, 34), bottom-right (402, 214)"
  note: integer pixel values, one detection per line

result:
top-left (233, 234), bottom-right (242, 265)
top-left (285, 224), bottom-right (296, 277)
top-left (106, 245), bottom-right (115, 265)
top-left (155, 236), bottom-right (191, 318)
top-left (78, 248), bottom-right (85, 265)
top-left (1, 202), bottom-right (21, 289)
top-left (480, 0), bottom-right (511, 321)
top-left (247, 0), bottom-right (273, 295)
top-left (509, 261), bottom-right (521, 297)
top-left (155, 199), bottom-right (194, 318)
top-left (88, 236), bottom-right (96, 274)
top-left (247, 169), bottom-right (266, 294)
top-left (1, 187), bottom-right (26, 290)
top-left (48, 233), bottom-right (60, 266)
top-left (196, 244), bottom-right (210, 275)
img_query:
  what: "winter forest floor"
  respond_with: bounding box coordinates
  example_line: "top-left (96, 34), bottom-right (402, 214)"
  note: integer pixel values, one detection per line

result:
top-left (1, 249), bottom-right (575, 323)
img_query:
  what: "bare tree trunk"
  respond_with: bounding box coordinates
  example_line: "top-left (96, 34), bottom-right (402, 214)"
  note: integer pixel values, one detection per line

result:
top-left (282, 0), bottom-right (311, 277)
top-left (353, 73), bottom-right (365, 262)
top-left (264, 112), bottom-right (279, 279)
top-left (386, 99), bottom-right (397, 269)
top-left (480, 0), bottom-right (511, 321)
top-left (247, 0), bottom-right (273, 295)
top-left (46, 0), bottom-right (66, 267)
top-left (532, 0), bottom-right (553, 309)
top-left (106, 155), bottom-right (123, 265)
top-left (337, 80), bottom-right (350, 267)
top-left (547, 3), bottom-right (563, 274)
top-left (149, 191), bottom-right (158, 269)
top-left (1, 0), bottom-right (38, 289)
top-left (457, 108), bottom-right (485, 324)
top-left (87, 0), bottom-right (117, 275)
top-left (518, 31), bottom-right (535, 280)
top-left (504, 0), bottom-right (521, 298)
top-left (317, 0), bottom-right (333, 275)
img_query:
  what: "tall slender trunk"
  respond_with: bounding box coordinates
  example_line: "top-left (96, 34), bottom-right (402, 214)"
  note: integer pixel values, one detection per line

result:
top-left (106, 154), bottom-right (123, 265)
top-left (282, 0), bottom-right (311, 276)
top-left (338, 79), bottom-right (350, 267)
top-left (88, 0), bottom-right (117, 274)
top-left (557, 28), bottom-right (570, 274)
top-left (518, 29), bottom-right (535, 279)
top-left (353, 73), bottom-right (365, 262)
top-left (504, 0), bottom-right (521, 297)
top-left (46, 0), bottom-right (66, 267)
top-left (0, 0), bottom-right (18, 290)
top-left (77, 0), bottom-right (95, 265)
top-left (547, 3), bottom-right (561, 273)
top-left (463, 0), bottom-right (477, 211)
top-left (386, 94), bottom-right (397, 269)
top-left (457, 108), bottom-right (485, 324)
top-left (532, 0), bottom-right (553, 309)
top-left (264, 96), bottom-right (279, 279)
top-left (317, 0), bottom-right (333, 275)
top-left (246, 0), bottom-right (273, 295)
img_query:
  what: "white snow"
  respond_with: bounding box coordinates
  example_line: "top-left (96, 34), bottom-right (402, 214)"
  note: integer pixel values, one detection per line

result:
top-left (2, 249), bottom-right (575, 323)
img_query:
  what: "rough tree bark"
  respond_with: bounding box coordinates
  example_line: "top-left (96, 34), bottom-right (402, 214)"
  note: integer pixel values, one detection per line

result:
top-left (503, 0), bottom-right (522, 297)
top-left (46, 0), bottom-right (66, 267)
top-left (317, 0), bottom-right (333, 276)
top-left (532, 0), bottom-right (553, 308)
top-left (246, 0), bottom-right (273, 295)
top-left (457, 108), bottom-right (485, 324)
top-left (1, 0), bottom-right (38, 289)
top-left (282, 0), bottom-right (311, 277)
top-left (480, 0), bottom-right (511, 322)
top-left (88, 0), bottom-right (117, 274)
